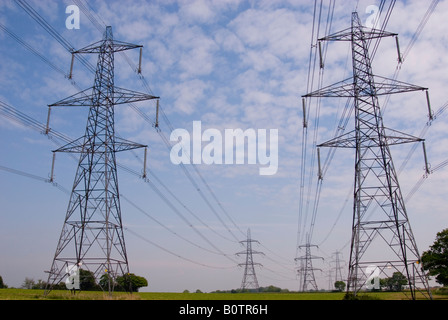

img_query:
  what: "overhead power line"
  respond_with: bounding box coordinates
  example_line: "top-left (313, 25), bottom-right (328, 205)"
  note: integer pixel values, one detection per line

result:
top-left (0, 163), bottom-right (234, 271)
top-left (12, 0), bottom-right (245, 253)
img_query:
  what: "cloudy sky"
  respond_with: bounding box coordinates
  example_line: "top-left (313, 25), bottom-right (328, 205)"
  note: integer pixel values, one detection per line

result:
top-left (1, 0), bottom-right (448, 293)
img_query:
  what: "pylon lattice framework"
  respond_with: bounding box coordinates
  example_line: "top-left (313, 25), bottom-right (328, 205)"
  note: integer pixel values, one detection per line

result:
top-left (45, 26), bottom-right (158, 295)
top-left (303, 12), bottom-right (432, 300)
top-left (331, 251), bottom-right (344, 284)
top-left (295, 235), bottom-right (323, 292)
top-left (236, 229), bottom-right (263, 290)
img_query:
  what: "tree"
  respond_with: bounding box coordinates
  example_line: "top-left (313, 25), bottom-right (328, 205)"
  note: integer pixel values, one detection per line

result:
top-left (79, 269), bottom-right (99, 291)
top-left (0, 276), bottom-right (7, 289)
top-left (20, 278), bottom-right (46, 289)
top-left (116, 273), bottom-right (148, 292)
top-left (421, 228), bottom-right (448, 286)
top-left (383, 272), bottom-right (407, 292)
top-left (334, 281), bottom-right (346, 292)
top-left (21, 277), bottom-right (35, 289)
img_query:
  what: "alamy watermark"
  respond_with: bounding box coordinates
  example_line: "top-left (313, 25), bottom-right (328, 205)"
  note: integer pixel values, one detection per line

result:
top-left (65, 264), bottom-right (80, 290)
top-left (365, 265), bottom-right (380, 290)
top-left (170, 121), bottom-right (278, 176)
top-left (65, 5), bottom-right (80, 30)
top-left (365, 5), bottom-right (380, 29)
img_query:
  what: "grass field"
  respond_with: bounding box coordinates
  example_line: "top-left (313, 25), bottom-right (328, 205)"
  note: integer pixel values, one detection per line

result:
top-left (0, 288), bottom-right (446, 300)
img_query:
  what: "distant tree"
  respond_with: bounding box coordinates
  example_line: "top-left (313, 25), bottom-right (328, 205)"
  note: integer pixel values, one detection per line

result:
top-left (383, 272), bottom-right (407, 291)
top-left (32, 279), bottom-right (47, 289)
top-left (195, 289), bottom-right (203, 293)
top-left (0, 276), bottom-right (7, 288)
top-left (98, 273), bottom-right (148, 292)
top-left (421, 228), bottom-right (448, 286)
top-left (20, 278), bottom-right (47, 289)
top-left (334, 281), bottom-right (346, 292)
top-left (116, 273), bottom-right (148, 292)
top-left (99, 273), bottom-right (114, 291)
top-left (266, 285), bottom-right (281, 292)
top-left (79, 269), bottom-right (99, 291)
top-left (21, 277), bottom-right (35, 289)
top-left (183, 289), bottom-right (190, 293)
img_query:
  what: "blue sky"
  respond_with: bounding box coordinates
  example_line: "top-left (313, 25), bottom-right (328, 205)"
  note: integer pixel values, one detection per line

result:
top-left (1, 0), bottom-right (448, 293)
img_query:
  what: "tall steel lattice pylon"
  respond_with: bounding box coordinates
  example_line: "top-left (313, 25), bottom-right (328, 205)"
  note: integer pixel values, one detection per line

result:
top-left (44, 26), bottom-right (158, 295)
top-left (236, 229), bottom-right (263, 290)
top-left (303, 12), bottom-right (432, 300)
top-left (295, 234), bottom-right (323, 292)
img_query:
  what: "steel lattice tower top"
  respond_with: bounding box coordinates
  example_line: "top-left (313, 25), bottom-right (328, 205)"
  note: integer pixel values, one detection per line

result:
top-left (303, 12), bottom-right (432, 300)
top-left (236, 229), bottom-right (263, 291)
top-left (45, 26), bottom-right (158, 295)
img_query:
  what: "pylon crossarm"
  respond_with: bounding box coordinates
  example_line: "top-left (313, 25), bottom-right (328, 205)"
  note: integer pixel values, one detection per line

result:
top-left (374, 76), bottom-right (427, 96)
top-left (49, 87), bottom-right (158, 107)
top-left (319, 27), bottom-right (397, 42)
top-left (49, 87), bottom-right (95, 107)
top-left (303, 77), bottom-right (354, 98)
top-left (52, 136), bottom-right (86, 153)
top-left (318, 127), bottom-right (422, 149)
top-left (74, 40), bottom-right (142, 54)
top-left (52, 136), bottom-right (146, 154)
top-left (303, 76), bottom-right (427, 98)
top-left (318, 130), bottom-right (357, 148)
top-left (114, 137), bottom-right (147, 152)
top-left (113, 87), bottom-right (159, 105)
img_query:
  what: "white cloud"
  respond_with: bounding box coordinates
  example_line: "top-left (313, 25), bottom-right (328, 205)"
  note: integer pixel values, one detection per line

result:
top-left (178, 0), bottom-right (216, 24)
top-left (167, 79), bottom-right (210, 115)
top-left (214, 28), bottom-right (245, 53)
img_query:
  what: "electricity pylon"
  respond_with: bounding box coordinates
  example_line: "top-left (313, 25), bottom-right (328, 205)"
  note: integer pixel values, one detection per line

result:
top-left (303, 12), bottom-right (432, 300)
top-left (332, 251), bottom-right (344, 284)
top-left (295, 234), bottom-right (323, 292)
top-left (44, 26), bottom-right (158, 295)
top-left (236, 229), bottom-right (263, 290)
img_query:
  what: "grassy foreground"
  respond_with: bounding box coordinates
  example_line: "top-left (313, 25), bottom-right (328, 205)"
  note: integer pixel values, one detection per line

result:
top-left (0, 288), bottom-right (447, 300)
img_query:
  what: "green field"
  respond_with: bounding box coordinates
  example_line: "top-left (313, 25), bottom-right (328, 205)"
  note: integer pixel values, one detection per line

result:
top-left (0, 288), bottom-right (446, 300)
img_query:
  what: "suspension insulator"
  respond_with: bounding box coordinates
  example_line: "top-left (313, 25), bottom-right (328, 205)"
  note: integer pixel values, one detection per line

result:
top-left (45, 106), bottom-right (51, 135)
top-left (318, 41), bottom-right (324, 69)
top-left (302, 98), bottom-right (308, 128)
top-left (68, 53), bottom-right (75, 79)
top-left (422, 142), bottom-right (430, 175)
top-left (138, 47), bottom-right (142, 74)
top-left (50, 152), bottom-right (56, 183)
top-left (143, 147), bottom-right (148, 179)
top-left (426, 90), bottom-right (433, 121)
top-left (155, 99), bottom-right (160, 129)
top-left (317, 148), bottom-right (323, 180)
top-left (395, 36), bottom-right (403, 64)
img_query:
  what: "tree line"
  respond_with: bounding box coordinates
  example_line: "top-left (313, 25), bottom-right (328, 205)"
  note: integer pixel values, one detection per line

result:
top-left (0, 269), bottom-right (148, 292)
top-left (334, 271), bottom-right (408, 292)
top-left (1, 228), bottom-right (447, 293)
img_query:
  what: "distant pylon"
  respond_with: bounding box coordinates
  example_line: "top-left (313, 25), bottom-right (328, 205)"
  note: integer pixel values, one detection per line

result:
top-left (44, 26), bottom-right (158, 295)
top-left (295, 234), bottom-right (323, 292)
top-left (303, 12), bottom-right (432, 300)
top-left (332, 251), bottom-right (344, 284)
top-left (236, 229), bottom-right (263, 290)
